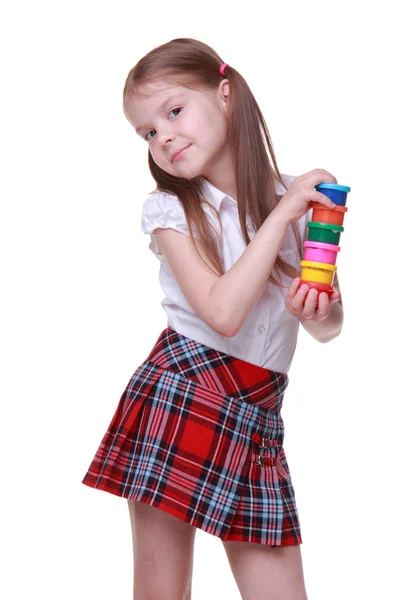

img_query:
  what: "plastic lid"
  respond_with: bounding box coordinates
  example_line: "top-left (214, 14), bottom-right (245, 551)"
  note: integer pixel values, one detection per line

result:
top-left (303, 241), bottom-right (341, 251)
top-left (309, 202), bottom-right (348, 212)
top-left (308, 221), bottom-right (344, 232)
top-left (301, 260), bottom-right (337, 271)
top-left (315, 183), bottom-right (351, 192)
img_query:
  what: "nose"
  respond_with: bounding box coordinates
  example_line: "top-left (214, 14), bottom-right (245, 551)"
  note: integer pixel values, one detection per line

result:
top-left (158, 127), bottom-right (176, 146)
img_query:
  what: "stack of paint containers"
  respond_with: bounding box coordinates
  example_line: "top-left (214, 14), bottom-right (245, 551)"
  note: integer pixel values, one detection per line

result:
top-left (300, 183), bottom-right (351, 300)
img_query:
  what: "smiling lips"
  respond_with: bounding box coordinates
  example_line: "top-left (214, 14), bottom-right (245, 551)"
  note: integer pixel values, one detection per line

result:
top-left (171, 144), bottom-right (191, 162)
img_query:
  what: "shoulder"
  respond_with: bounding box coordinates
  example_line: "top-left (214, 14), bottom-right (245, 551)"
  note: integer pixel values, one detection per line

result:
top-left (141, 190), bottom-right (180, 215)
top-left (141, 191), bottom-right (184, 229)
top-left (140, 190), bottom-right (202, 250)
top-left (140, 191), bottom-right (189, 258)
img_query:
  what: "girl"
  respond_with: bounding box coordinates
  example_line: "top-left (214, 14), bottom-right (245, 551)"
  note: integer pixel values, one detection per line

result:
top-left (82, 38), bottom-right (343, 600)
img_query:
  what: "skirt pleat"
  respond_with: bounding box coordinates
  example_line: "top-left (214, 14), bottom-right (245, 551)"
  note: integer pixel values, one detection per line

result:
top-left (82, 327), bottom-right (302, 546)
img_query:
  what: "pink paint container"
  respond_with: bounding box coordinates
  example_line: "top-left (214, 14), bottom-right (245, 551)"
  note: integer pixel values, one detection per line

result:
top-left (303, 241), bottom-right (341, 265)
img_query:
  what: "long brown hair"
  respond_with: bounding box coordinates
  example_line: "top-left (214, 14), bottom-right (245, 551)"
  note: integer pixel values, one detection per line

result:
top-left (122, 38), bottom-right (302, 286)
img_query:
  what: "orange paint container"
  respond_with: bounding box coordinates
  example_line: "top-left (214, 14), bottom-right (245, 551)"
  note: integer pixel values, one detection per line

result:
top-left (310, 202), bottom-right (348, 226)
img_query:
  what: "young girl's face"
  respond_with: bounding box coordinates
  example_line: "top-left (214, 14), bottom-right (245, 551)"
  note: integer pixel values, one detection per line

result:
top-left (125, 80), bottom-right (232, 182)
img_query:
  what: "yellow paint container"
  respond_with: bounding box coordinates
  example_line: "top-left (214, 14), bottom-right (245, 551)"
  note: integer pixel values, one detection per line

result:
top-left (300, 260), bottom-right (337, 285)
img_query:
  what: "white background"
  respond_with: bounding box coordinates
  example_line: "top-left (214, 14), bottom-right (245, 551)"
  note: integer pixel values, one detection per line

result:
top-left (1, 1), bottom-right (399, 598)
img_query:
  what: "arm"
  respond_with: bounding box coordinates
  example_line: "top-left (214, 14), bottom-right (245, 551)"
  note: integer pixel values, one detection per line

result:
top-left (155, 209), bottom-right (290, 337)
top-left (209, 170), bottom-right (338, 336)
top-left (154, 169), bottom-right (337, 338)
top-left (208, 210), bottom-right (290, 335)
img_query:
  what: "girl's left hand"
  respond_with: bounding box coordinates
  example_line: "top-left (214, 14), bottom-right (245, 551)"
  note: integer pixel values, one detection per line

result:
top-left (285, 277), bottom-right (341, 322)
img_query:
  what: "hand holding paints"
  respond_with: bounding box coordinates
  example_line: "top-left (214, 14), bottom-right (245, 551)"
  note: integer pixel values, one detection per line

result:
top-left (300, 183), bottom-right (351, 302)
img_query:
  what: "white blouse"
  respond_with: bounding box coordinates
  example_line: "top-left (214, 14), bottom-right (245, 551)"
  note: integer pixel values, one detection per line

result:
top-left (141, 174), bottom-right (312, 374)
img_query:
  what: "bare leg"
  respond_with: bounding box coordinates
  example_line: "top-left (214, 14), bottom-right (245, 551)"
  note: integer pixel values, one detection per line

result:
top-left (127, 500), bottom-right (197, 600)
top-left (222, 540), bottom-right (308, 600)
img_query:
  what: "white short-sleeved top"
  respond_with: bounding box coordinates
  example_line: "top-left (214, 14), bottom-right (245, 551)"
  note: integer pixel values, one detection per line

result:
top-left (141, 174), bottom-right (312, 374)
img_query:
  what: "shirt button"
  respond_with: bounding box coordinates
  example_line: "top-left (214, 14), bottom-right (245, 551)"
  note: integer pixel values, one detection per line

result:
top-left (246, 223), bottom-right (254, 233)
top-left (259, 325), bottom-right (267, 333)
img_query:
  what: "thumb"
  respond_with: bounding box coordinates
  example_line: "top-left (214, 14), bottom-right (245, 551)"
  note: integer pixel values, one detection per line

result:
top-left (317, 192), bottom-right (336, 209)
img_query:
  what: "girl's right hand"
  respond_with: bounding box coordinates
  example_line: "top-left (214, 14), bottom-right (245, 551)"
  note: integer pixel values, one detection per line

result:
top-left (275, 169), bottom-right (338, 224)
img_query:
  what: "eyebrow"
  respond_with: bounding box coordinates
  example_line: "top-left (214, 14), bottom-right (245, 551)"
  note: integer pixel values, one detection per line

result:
top-left (135, 93), bottom-right (186, 134)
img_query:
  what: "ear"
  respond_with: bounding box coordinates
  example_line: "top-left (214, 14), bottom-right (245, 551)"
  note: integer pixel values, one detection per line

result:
top-left (218, 79), bottom-right (230, 104)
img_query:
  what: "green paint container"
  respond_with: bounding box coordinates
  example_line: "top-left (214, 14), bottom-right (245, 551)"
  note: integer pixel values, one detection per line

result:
top-left (307, 222), bottom-right (343, 245)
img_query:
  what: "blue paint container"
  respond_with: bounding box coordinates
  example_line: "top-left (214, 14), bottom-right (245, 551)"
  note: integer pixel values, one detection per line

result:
top-left (315, 182), bottom-right (351, 206)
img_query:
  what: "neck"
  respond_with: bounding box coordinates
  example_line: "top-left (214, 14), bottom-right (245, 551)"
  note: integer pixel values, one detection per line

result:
top-left (201, 146), bottom-right (237, 201)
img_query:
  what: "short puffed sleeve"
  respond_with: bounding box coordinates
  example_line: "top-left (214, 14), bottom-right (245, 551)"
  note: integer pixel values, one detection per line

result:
top-left (141, 192), bottom-right (201, 257)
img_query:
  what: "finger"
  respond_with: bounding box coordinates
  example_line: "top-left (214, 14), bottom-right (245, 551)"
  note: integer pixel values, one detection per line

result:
top-left (286, 277), bottom-right (301, 304)
top-left (300, 170), bottom-right (337, 187)
top-left (329, 289), bottom-right (341, 303)
top-left (300, 288), bottom-right (318, 320)
top-left (293, 284), bottom-right (312, 317)
top-left (315, 292), bottom-right (330, 318)
top-left (291, 283), bottom-right (310, 314)
top-left (312, 190), bottom-right (337, 209)
top-left (309, 169), bottom-right (337, 184)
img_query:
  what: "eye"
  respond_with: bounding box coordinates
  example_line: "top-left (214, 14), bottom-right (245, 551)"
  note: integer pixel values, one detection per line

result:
top-left (168, 107), bottom-right (182, 118)
top-left (143, 108), bottom-right (182, 142)
top-left (144, 129), bottom-right (156, 142)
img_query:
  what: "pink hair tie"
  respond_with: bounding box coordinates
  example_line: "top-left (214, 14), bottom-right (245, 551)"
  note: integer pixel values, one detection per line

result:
top-left (219, 63), bottom-right (229, 76)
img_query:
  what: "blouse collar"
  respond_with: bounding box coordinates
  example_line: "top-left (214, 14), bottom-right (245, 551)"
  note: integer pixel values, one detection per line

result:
top-left (200, 178), bottom-right (237, 212)
top-left (200, 175), bottom-right (287, 213)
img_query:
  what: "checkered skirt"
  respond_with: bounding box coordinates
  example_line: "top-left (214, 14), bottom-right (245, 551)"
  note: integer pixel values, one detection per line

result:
top-left (82, 327), bottom-right (302, 546)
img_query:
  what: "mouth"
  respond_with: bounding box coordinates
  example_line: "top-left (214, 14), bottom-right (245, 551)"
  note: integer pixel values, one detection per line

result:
top-left (171, 144), bottom-right (191, 162)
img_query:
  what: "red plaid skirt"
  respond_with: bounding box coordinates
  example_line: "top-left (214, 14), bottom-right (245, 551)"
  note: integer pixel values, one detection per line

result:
top-left (82, 327), bottom-right (302, 546)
